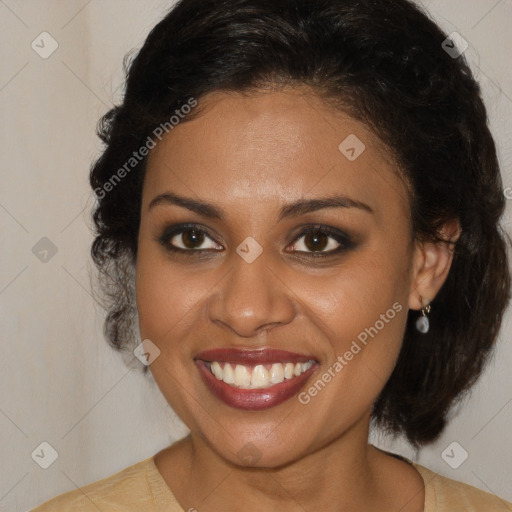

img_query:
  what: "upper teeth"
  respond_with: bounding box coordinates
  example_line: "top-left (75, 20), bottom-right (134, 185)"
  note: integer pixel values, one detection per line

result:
top-left (208, 361), bottom-right (314, 389)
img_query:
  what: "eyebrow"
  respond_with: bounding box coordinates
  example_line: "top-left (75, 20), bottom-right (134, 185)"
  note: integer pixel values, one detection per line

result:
top-left (148, 191), bottom-right (373, 221)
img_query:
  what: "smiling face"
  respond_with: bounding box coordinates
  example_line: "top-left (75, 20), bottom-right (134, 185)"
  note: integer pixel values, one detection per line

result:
top-left (135, 86), bottom-right (419, 467)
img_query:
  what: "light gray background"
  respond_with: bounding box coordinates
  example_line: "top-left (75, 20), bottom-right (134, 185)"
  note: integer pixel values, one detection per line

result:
top-left (0, 1), bottom-right (511, 510)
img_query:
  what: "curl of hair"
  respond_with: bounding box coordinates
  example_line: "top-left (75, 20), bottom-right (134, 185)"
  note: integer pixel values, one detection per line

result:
top-left (89, 0), bottom-right (511, 446)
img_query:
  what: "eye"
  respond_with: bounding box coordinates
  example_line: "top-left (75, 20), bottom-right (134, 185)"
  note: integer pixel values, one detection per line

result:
top-left (157, 223), bottom-right (355, 258)
top-left (287, 225), bottom-right (354, 257)
top-left (158, 224), bottom-right (223, 252)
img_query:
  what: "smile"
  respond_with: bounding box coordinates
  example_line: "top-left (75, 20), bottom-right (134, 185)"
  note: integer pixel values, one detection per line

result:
top-left (207, 361), bottom-right (315, 389)
top-left (194, 348), bottom-right (319, 410)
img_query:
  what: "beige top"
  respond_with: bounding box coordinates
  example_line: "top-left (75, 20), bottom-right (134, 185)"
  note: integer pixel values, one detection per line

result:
top-left (31, 455), bottom-right (512, 511)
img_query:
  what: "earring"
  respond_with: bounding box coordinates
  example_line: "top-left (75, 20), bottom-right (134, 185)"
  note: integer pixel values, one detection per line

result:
top-left (415, 296), bottom-right (431, 333)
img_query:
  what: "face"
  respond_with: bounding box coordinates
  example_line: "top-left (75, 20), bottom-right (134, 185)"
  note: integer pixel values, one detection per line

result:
top-left (135, 87), bottom-right (417, 468)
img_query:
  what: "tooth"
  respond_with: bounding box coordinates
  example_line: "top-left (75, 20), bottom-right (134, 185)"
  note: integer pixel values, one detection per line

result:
top-left (211, 361), bottom-right (223, 380)
top-left (223, 363), bottom-right (235, 384)
top-left (234, 364), bottom-right (251, 388)
top-left (284, 363), bottom-right (295, 379)
top-left (270, 363), bottom-right (285, 384)
top-left (212, 360), bottom-right (314, 389)
top-left (251, 365), bottom-right (270, 388)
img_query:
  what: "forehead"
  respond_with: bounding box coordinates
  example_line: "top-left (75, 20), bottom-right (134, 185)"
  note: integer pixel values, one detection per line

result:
top-left (143, 87), bottom-right (410, 221)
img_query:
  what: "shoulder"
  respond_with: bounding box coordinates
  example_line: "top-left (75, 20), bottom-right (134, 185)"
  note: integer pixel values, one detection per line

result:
top-left (413, 463), bottom-right (512, 512)
top-left (30, 456), bottom-right (182, 512)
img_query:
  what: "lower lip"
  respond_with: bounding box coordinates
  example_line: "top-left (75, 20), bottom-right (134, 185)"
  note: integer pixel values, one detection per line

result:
top-left (195, 360), bottom-right (317, 410)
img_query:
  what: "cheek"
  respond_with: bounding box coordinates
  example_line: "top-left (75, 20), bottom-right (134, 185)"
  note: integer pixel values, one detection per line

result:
top-left (306, 249), bottom-right (408, 332)
top-left (292, 255), bottom-right (409, 434)
top-left (135, 247), bottom-right (204, 425)
top-left (298, 244), bottom-right (410, 394)
top-left (135, 243), bottom-right (202, 344)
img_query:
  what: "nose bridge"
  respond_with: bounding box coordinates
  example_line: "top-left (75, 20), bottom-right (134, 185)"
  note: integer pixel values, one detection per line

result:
top-left (208, 248), bottom-right (295, 336)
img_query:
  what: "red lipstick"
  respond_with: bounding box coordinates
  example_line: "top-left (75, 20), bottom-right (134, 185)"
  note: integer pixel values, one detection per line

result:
top-left (194, 348), bottom-right (318, 410)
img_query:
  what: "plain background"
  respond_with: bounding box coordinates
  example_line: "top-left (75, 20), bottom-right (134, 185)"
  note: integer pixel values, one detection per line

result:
top-left (0, 0), bottom-right (511, 510)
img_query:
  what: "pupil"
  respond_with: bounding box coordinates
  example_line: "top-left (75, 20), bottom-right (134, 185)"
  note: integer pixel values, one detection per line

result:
top-left (182, 229), bottom-right (204, 248)
top-left (305, 232), bottom-right (327, 251)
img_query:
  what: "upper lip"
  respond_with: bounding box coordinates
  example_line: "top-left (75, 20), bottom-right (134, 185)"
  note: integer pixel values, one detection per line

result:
top-left (194, 348), bottom-right (317, 365)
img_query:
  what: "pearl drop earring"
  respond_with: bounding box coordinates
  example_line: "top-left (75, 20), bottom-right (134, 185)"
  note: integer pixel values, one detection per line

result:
top-left (415, 296), bottom-right (431, 333)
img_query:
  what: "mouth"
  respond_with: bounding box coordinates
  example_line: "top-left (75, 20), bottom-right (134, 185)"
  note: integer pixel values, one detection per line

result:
top-left (194, 348), bottom-right (319, 410)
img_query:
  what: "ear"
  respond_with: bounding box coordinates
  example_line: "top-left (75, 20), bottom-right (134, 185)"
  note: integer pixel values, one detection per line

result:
top-left (408, 219), bottom-right (461, 310)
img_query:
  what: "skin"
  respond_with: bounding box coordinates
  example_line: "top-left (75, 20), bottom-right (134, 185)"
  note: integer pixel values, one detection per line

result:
top-left (135, 86), bottom-right (459, 512)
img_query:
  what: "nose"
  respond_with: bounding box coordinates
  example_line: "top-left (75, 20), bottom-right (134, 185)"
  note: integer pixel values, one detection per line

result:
top-left (207, 251), bottom-right (296, 338)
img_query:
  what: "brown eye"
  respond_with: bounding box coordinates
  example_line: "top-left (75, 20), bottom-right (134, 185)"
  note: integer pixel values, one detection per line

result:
top-left (289, 227), bottom-right (345, 255)
top-left (303, 232), bottom-right (329, 252)
top-left (158, 224), bottom-right (223, 252)
top-left (180, 229), bottom-right (206, 249)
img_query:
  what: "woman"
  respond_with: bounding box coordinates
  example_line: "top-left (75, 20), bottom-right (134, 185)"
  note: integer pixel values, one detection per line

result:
top-left (32, 0), bottom-right (511, 510)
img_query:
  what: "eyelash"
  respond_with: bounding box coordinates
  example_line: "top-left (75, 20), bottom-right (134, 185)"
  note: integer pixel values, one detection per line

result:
top-left (156, 223), bottom-right (355, 259)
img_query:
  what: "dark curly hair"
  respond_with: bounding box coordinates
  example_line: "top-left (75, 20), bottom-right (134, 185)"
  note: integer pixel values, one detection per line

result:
top-left (89, 0), bottom-right (511, 447)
